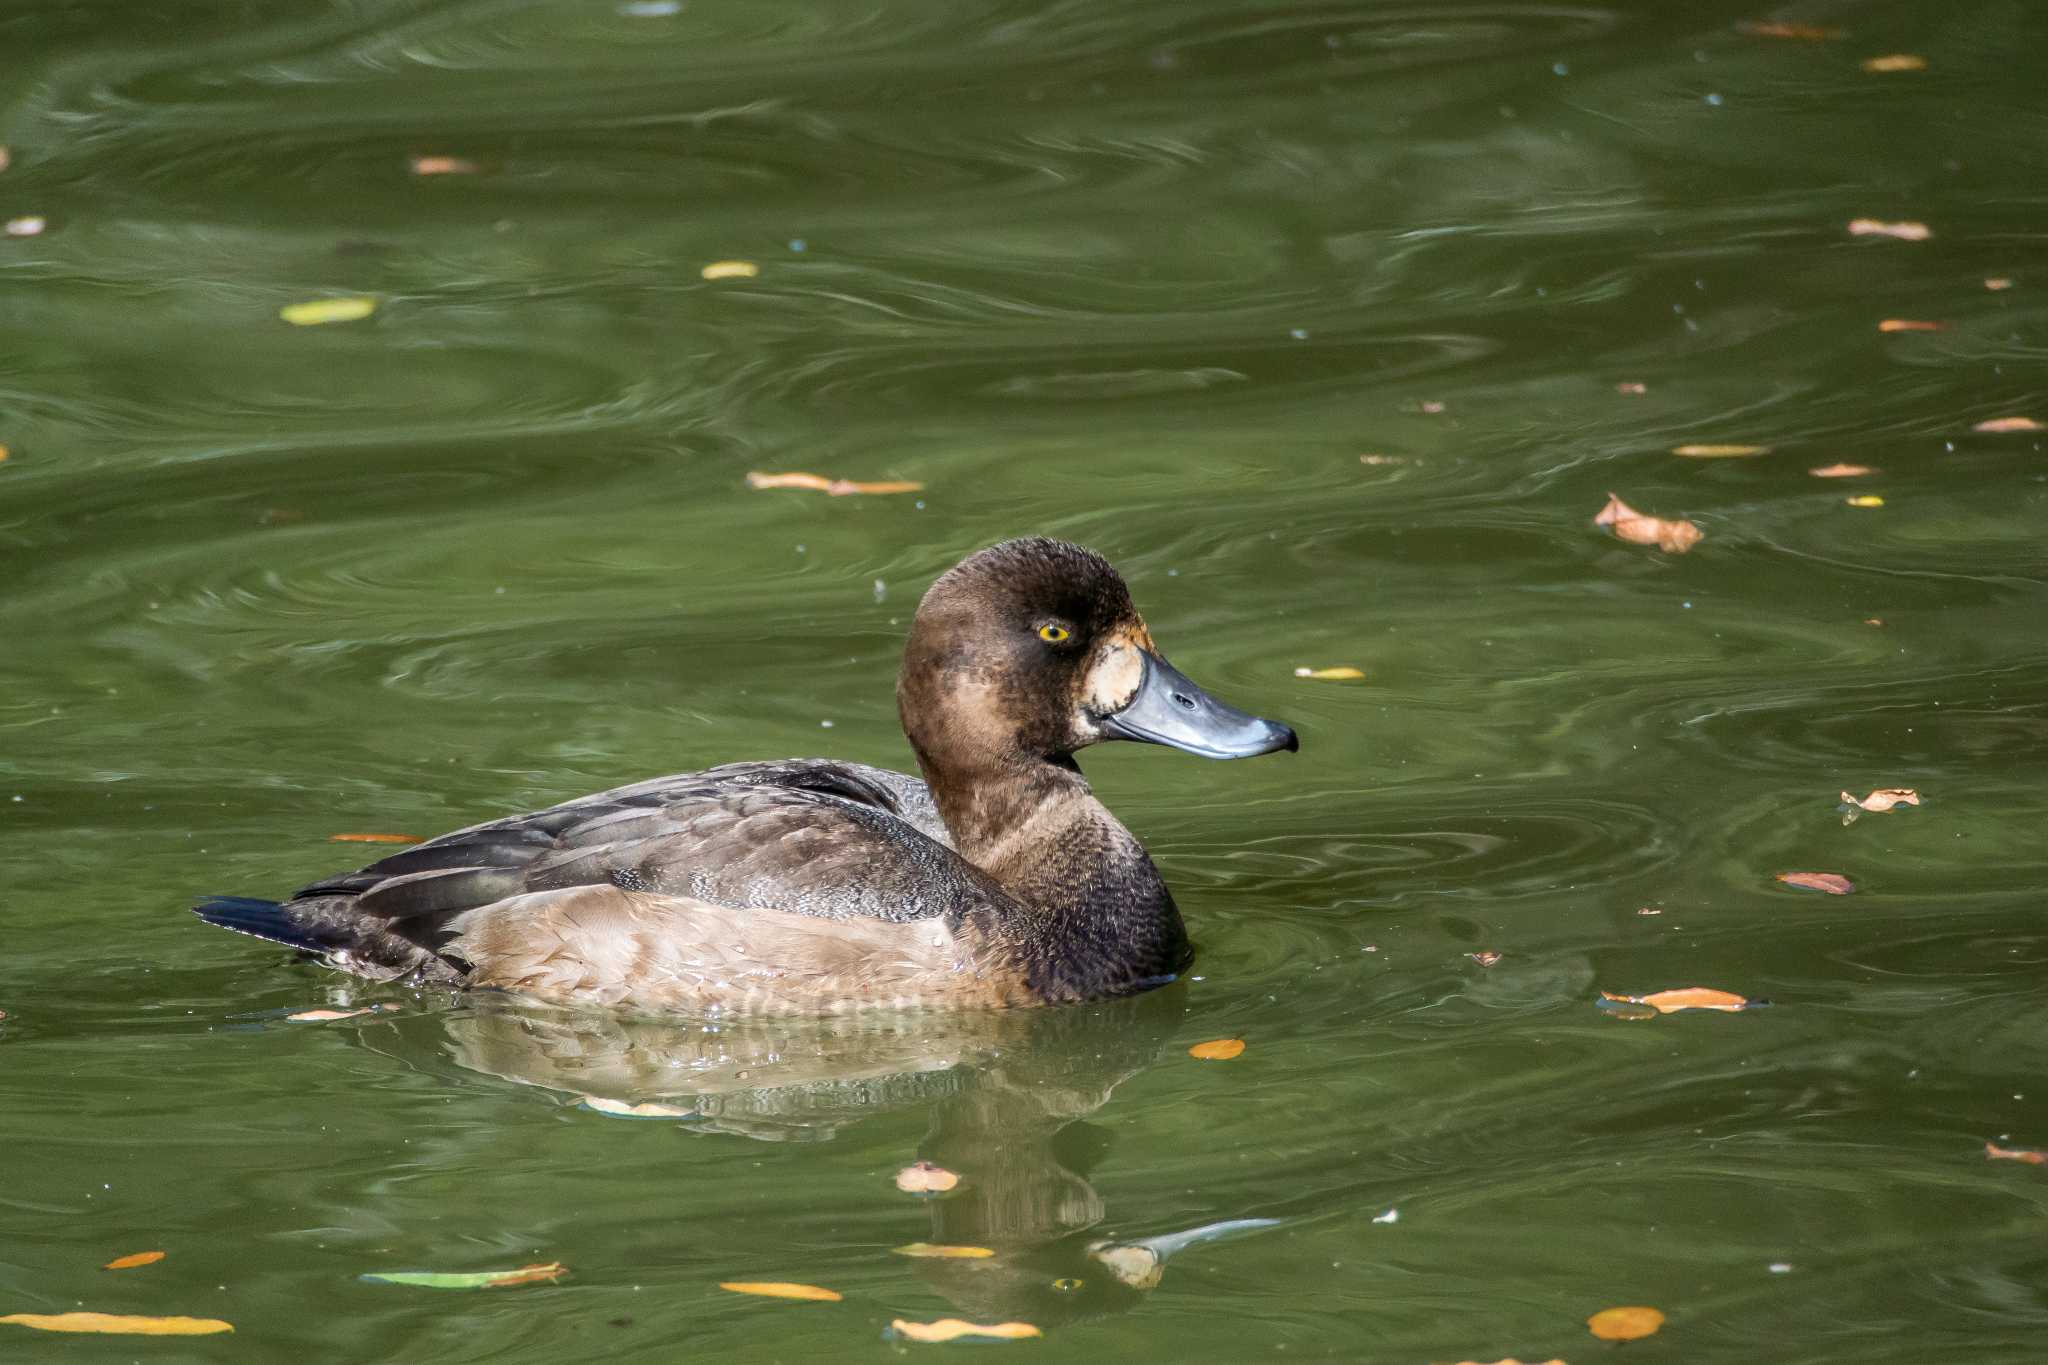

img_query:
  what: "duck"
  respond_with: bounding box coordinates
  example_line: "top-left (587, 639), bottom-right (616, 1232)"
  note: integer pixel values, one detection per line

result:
top-left (194, 537), bottom-right (1298, 1014)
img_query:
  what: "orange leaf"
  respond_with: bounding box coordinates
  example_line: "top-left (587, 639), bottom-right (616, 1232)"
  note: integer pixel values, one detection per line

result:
top-left (1602, 988), bottom-right (1753, 1014)
top-left (1842, 788), bottom-right (1920, 812)
top-left (410, 155), bottom-right (478, 175)
top-left (329, 832), bottom-right (422, 844)
top-left (1671, 443), bottom-right (1769, 457)
top-left (1777, 871), bottom-right (1854, 894)
top-left (718, 1281), bottom-right (841, 1302)
top-left (894, 1161), bottom-right (960, 1194)
top-left (889, 1319), bottom-right (1041, 1344)
top-left (1985, 278), bottom-right (2014, 291)
top-left (1737, 20), bottom-right (1841, 39)
top-left (1450, 1360), bottom-right (1568, 1365)
top-left (892, 1243), bottom-right (996, 1259)
top-left (1986, 1142), bottom-right (2047, 1165)
top-left (1809, 463), bottom-right (1875, 478)
top-left (103, 1251), bottom-right (165, 1270)
top-left (1189, 1038), bottom-right (1246, 1060)
top-left (1860, 53), bottom-right (1926, 72)
top-left (1593, 493), bottom-right (1703, 554)
top-left (1293, 666), bottom-right (1365, 681)
top-left (1877, 319), bottom-right (1944, 332)
top-left (1588, 1305), bottom-right (1664, 1341)
top-left (2, 1313), bottom-right (232, 1336)
top-left (1848, 218), bottom-right (1930, 241)
top-left (1973, 416), bottom-right (2042, 433)
top-left (745, 470), bottom-right (923, 496)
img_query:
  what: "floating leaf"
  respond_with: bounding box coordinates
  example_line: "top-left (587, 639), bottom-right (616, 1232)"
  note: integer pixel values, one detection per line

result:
top-left (1293, 666), bottom-right (1364, 681)
top-left (745, 471), bottom-right (924, 496)
top-left (1737, 20), bottom-right (1841, 39)
top-left (1809, 463), bottom-right (1875, 478)
top-left (889, 1319), bottom-right (1041, 1344)
top-left (1777, 871), bottom-right (1854, 895)
top-left (1467, 951), bottom-right (1502, 967)
top-left (410, 155), bottom-right (477, 175)
top-left (281, 297), bottom-right (376, 326)
top-left (895, 1161), bottom-right (959, 1194)
top-left (1614, 381), bottom-right (1647, 394)
top-left (1, 1313), bottom-right (232, 1336)
top-left (1986, 1142), bottom-right (2047, 1165)
top-left (1603, 988), bottom-right (1754, 1014)
top-left (1843, 788), bottom-right (1921, 812)
top-left (329, 832), bottom-right (422, 844)
top-left (717, 1281), bottom-right (840, 1302)
top-left (1357, 453), bottom-right (1405, 465)
top-left (363, 1263), bottom-right (564, 1290)
top-left (1848, 218), bottom-right (1930, 241)
top-left (103, 1251), bottom-right (165, 1270)
top-left (1419, 400), bottom-right (1446, 414)
top-left (1973, 416), bottom-right (2042, 433)
top-left (1986, 278), bottom-right (2014, 291)
top-left (1671, 443), bottom-right (1769, 458)
top-left (5, 216), bottom-right (46, 237)
top-left (1877, 319), bottom-right (1944, 332)
top-left (1449, 1359), bottom-right (1567, 1365)
top-left (701, 260), bottom-right (760, 280)
top-left (287, 1004), bottom-right (398, 1022)
top-left (580, 1095), bottom-right (696, 1119)
top-left (1845, 495), bottom-right (1885, 508)
top-left (892, 1243), bottom-right (996, 1260)
top-left (1593, 493), bottom-right (1702, 554)
top-left (1861, 53), bottom-right (1927, 72)
top-left (1588, 1305), bottom-right (1665, 1341)
top-left (1188, 1038), bottom-right (1246, 1060)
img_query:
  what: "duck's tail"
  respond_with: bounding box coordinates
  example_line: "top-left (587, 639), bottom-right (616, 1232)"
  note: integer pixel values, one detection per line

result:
top-left (193, 896), bottom-right (340, 954)
top-left (193, 894), bottom-right (467, 985)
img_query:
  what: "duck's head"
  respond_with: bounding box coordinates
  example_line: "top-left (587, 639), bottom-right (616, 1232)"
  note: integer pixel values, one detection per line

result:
top-left (898, 537), bottom-right (1298, 772)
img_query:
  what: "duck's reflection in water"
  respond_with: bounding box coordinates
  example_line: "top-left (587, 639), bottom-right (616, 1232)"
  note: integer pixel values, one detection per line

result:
top-left (420, 982), bottom-right (1279, 1322)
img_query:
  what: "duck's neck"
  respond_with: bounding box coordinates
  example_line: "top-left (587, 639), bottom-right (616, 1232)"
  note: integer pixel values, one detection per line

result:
top-left (921, 756), bottom-right (1191, 1003)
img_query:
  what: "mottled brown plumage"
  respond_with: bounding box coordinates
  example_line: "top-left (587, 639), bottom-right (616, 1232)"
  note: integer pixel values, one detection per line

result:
top-left (194, 537), bottom-right (1296, 1014)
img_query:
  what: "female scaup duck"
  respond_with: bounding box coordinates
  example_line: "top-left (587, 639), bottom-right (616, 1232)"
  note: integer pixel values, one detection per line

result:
top-left (195, 537), bottom-right (1297, 1013)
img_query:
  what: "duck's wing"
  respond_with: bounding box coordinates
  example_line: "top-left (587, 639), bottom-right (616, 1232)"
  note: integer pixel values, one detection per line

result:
top-left (197, 761), bottom-right (1027, 1006)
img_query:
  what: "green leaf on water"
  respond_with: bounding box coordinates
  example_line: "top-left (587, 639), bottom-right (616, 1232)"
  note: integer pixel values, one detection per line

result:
top-left (361, 1262), bottom-right (564, 1289)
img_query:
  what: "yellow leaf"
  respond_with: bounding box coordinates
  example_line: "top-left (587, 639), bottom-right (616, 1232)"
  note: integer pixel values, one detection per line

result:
top-left (1189, 1038), bottom-right (1246, 1060)
top-left (701, 260), bottom-right (760, 280)
top-left (892, 1243), bottom-right (996, 1259)
top-left (2, 1313), bottom-right (232, 1336)
top-left (1293, 666), bottom-right (1365, 681)
top-left (1845, 495), bottom-right (1885, 507)
top-left (103, 1251), bottom-right (165, 1270)
top-left (1861, 53), bottom-right (1926, 72)
top-left (889, 1318), bottom-right (1042, 1343)
top-left (745, 470), bottom-right (923, 496)
top-left (718, 1281), bottom-right (841, 1302)
top-left (894, 1161), bottom-right (960, 1194)
top-left (280, 297), bottom-right (376, 326)
top-left (1877, 319), bottom-right (1944, 332)
top-left (1587, 1305), bottom-right (1664, 1341)
top-left (1671, 443), bottom-right (1769, 457)
top-left (580, 1095), bottom-right (695, 1118)
top-left (1809, 463), bottom-right (1875, 478)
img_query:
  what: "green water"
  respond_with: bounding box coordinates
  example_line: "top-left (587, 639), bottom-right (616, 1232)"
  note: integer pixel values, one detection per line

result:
top-left (4, 0), bottom-right (2047, 1359)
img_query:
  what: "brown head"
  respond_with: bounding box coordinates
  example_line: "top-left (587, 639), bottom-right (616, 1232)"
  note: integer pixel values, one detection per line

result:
top-left (897, 538), bottom-right (1298, 778)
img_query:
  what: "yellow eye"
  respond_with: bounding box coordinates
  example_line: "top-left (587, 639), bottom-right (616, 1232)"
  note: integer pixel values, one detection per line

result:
top-left (1037, 624), bottom-right (1070, 643)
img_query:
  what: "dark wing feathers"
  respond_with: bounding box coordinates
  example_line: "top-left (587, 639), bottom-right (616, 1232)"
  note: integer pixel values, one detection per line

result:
top-left (285, 760), bottom-right (1002, 934)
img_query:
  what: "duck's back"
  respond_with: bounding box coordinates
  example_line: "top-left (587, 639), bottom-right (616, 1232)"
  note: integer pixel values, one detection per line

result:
top-left (197, 760), bottom-right (1037, 1013)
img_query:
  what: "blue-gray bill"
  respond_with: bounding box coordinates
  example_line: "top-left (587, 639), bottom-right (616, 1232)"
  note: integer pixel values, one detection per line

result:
top-left (1099, 652), bottom-right (1298, 759)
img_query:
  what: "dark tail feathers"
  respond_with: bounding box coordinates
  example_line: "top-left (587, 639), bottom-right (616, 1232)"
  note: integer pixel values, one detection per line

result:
top-left (193, 896), bottom-right (340, 956)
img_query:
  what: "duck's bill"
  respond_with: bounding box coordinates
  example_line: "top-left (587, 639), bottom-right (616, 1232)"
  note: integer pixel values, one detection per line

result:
top-left (1100, 652), bottom-right (1299, 759)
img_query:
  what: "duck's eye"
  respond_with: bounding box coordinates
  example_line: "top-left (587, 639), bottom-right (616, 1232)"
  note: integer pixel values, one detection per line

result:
top-left (1037, 624), bottom-right (1071, 644)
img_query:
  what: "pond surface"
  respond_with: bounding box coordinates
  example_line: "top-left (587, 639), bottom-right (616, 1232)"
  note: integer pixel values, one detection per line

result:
top-left (3, 0), bottom-right (2046, 1359)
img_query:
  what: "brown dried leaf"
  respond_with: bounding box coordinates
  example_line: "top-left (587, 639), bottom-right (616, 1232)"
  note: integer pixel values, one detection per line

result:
top-left (1848, 218), bottom-right (1930, 241)
top-left (1, 1313), bottom-right (232, 1336)
top-left (1468, 951), bottom-right (1502, 967)
top-left (1449, 1359), bottom-right (1568, 1365)
top-left (1737, 20), bottom-right (1841, 39)
top-left (1985, 278), bottom-right (2014, 291)
top-left (1777, 871), bottom-right (1855, 895)
top-left (1614, 381), bottom-right (1647, 394)
top-left (889, 1319), bottom-right (1041, 1344)
top-left (581, 1095), bottom-right (695, 1118)
top-left (895, 1161), bottom-right (960, 1194)
top-left (1189, 1038), bottom-right (1246, 1060)
top-left (1973, 416), bottom-right (2042, 433)
top-left (1357, 453), bottom-right (1405, 465)
top-left (1861, 53), bottom-right (1927, 72)
top-left (1293, 666), bottom-right (1365, 681)
top-left (1672, 443), bottom-right (1769, 457)
top-left (287, 1005), bottom-right (398, 1022)
top-left (892, 1243), bottom-right (996, 1259)
top-left (103, 1251), bottom-right (165, 1270)
top-left (410, 155), bottom-right (478, 175)
top-left (1986, 1142), bottom-right (2047, 1166)
top-left (718, 1281), bottom-right (841, 1302)
top-left (329, 832), bottom-right (422, 844)
top-left (1588, 1305), bottom-right (1665, 1341)
top-left (1877, 319), bottom-right (1945, 332)
top-left (1602, 988), bottom-right (1753, 1014)
top-left (1593, 493), bottom-right (1703, 554)
top-left (745, 471), bottom-right (924, 496)
top-left (4, 216), bottom-right (45, 237)
top-left (1843, 788), bottom-right (1920, 812)
top-left (1809, 463), bottom-right (1875, 478)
